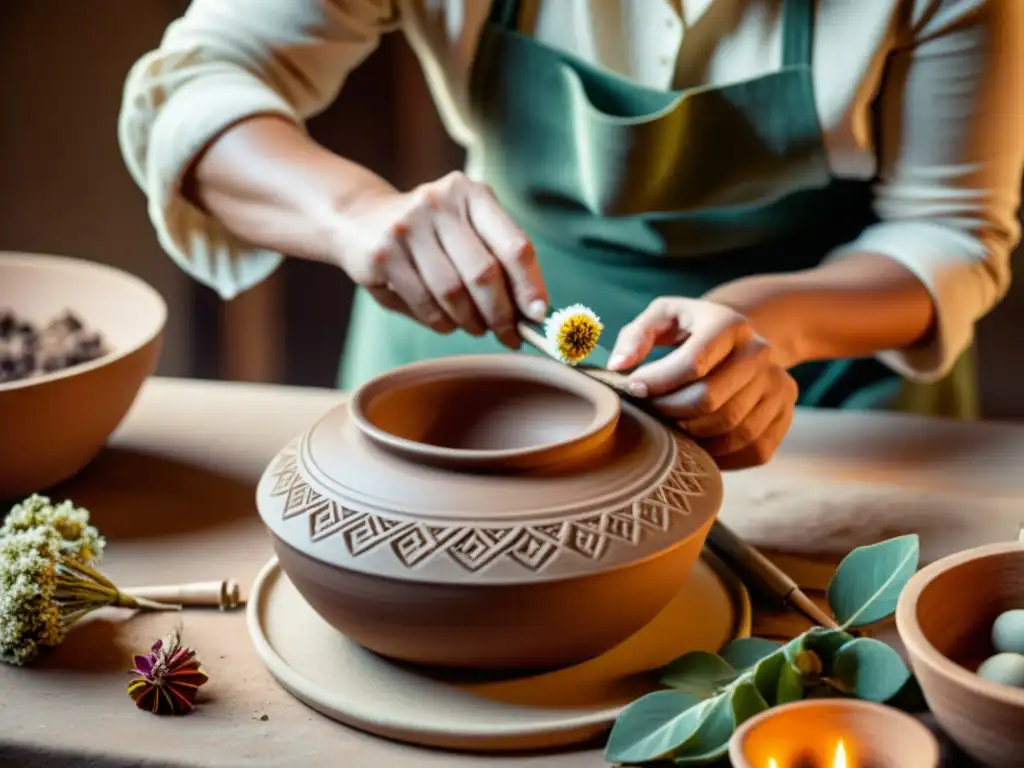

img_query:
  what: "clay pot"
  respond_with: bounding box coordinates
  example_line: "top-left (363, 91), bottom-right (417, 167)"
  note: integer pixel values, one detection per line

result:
top-left (256, 354), bottom-right (722, 670)
top-left (0, 253), bottom-right (165, 499)
top-left (896, 541), bottom-right (1024, 768)
top-left (729, 699), bottom-right (940, 768)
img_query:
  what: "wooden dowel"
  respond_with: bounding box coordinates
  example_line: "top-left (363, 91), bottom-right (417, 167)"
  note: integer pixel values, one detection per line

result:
top-left (123, 580), bottom-right (243, 611)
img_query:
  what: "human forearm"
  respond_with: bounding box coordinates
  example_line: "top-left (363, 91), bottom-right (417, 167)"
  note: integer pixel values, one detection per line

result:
top-left (185, 115), bottom-right (397, 265)
top-left (704, 252), bottom-right (935, 369)
top-left (186, 113), bottom-right (546, 344)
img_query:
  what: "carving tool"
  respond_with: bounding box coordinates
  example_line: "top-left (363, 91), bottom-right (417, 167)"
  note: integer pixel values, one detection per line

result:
top-left (517, 318), bottom-right (840, 629)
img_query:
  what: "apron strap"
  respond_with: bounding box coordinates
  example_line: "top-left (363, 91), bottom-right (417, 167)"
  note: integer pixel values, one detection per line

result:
top-left (781, 0), bottom-right (815, 68)
top-left (487, 0), bottom-right (522, 28)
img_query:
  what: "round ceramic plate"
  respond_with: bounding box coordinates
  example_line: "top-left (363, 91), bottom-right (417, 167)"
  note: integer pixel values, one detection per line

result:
top-left (247, 552), bottom-right (751, 752)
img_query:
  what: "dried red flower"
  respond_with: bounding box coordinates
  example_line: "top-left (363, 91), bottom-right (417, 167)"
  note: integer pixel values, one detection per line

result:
top-left (127, 630), bottom-right (208, 715)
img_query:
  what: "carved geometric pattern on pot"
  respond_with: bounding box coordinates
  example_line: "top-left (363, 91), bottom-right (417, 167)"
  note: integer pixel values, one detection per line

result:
top-left (267, 438), bottom-right (708, 575)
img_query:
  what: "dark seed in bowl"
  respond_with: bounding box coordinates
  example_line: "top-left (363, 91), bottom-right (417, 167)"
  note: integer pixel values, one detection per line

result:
top-left (0, 309), bottom-right (110, 384)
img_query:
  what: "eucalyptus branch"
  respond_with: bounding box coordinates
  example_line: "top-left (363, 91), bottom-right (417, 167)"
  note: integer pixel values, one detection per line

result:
top-left (604, 535), bottom-right (921, 766)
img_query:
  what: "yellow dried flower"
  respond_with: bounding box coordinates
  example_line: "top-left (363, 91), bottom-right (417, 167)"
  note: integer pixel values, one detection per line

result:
top-left (0, 528), bottom-right (65, 665)
top-left (544, 304), bottom-right (603, 365)
top-left (0, 494), bottom-right (105, 564)
top-left (0, 528), bottom-right (178, 667)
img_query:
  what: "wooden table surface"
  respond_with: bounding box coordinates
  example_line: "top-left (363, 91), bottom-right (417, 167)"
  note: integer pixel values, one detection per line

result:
top-left (2, 377), bottom-right (1022, 767)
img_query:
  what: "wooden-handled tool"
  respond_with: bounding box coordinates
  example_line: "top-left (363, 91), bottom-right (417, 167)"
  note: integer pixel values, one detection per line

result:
top-left (517, 318), bottom-right (839, 629)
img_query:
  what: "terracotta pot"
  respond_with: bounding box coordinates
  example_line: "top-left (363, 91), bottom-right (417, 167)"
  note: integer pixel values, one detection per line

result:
top-left (0, 253), bottom-right (165, 500)
top-left (256, 354), bottom-right (722, 670)
top-left (728, 699), bottom-right (939, 768)
top-left (896, 541), bottom-right (1024, 768)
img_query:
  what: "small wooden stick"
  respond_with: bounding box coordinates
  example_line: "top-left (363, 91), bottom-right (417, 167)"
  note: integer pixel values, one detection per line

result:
top-left (576, 364), bottom-right (632, 395)
top-left (516, 320), bottom-right (552, 358)
top-left (122, 580), bottom-right (243, 611)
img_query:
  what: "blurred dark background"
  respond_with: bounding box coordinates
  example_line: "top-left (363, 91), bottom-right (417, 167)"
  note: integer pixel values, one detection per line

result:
top-left (1, 1), bottom-right (1020, 418)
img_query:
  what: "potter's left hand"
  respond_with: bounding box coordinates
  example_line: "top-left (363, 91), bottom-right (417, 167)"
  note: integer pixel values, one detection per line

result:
top-left (607, 297), bottom-right (797, 470)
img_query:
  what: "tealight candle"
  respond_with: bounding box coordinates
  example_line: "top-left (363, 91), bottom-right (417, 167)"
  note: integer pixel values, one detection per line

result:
top-left (728, 700), bottom-right (939, 768)
top-left (767, 738), bottom-right (852, 768)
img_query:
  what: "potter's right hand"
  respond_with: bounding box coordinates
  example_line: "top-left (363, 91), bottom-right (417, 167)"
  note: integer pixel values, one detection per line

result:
top-left (337, 172), bottom-right (549, 348)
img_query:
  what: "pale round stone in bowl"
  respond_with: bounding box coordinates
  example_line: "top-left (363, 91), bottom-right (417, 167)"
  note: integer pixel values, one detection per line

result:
top-left (897, 541), bottom-right (1024, 768)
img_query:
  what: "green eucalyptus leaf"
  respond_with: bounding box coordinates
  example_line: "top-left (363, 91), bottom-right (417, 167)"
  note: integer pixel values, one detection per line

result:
top-left (660, 651), bottom-right (738, 697)
top-left (826, 535), bottom-right (920, 628)
top-left (831, 637), bottom-right (912, 702)
top-left (719, 638), bottom-right (783, 670)
top-left (672, 683), bottom-right (770, 765)
top-left (604, 690), bottom-right (705, 764)
top-left (671, 693), bottom-right (733, 764)
top-left (751, 650), bottom-right (786, 702)
top-left (731, 681), bottom-right (770, 724)
top-left (798, 627), bottom-right (857, 669)
top-left (775, 659), bottom-right (805, 704)
top-left (783, 634), bottom-right (806, 660)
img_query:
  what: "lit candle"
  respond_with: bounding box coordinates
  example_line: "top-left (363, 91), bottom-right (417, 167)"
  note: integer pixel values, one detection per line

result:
top-left (765, 739), bottom-right (851, 768)
top-left (732, 700), bottom-right (938, 768)
top-left (833, 740), bottom-right (848, 768)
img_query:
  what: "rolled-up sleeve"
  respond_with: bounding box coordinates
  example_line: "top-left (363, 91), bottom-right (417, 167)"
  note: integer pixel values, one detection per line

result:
top-left (827, 0), bottom-right (1023, 381)
top-left (118, 0), bottom-right (396, 299)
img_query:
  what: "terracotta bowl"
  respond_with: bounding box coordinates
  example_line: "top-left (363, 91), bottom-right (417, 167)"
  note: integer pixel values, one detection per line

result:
top-left (0, 252), bottom-right (165, 499)
top-left (256, 354), bottom-right (723, 671)
top-left (896, 541), bottom-right (1024, 768)
top-left (729, 699), bottom-right (940, 768)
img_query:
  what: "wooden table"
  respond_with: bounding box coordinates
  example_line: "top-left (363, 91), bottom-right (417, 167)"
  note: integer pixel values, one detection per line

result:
top-left (2, 377), bottom-right (1022, 767)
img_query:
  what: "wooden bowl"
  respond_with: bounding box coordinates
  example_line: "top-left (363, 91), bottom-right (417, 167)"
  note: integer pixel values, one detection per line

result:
top-left (256, 354), bottom-right (723, 670)
top-left (896, 541), bottom-right (1024, 768)
top-left (729, 699), bottom-right (940, 768)
top-left (0, 253), bottom-right (165, 499)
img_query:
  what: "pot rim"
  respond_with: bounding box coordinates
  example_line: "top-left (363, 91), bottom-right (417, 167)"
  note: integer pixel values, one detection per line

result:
top-left (894, 540), bottom-right (1024, 708)
top-left (348, 354), bottom-right (622, 470)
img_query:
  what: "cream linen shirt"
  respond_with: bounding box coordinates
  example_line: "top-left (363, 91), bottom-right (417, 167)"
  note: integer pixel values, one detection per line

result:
top-left (118, 0), bottom-right (1023, 382)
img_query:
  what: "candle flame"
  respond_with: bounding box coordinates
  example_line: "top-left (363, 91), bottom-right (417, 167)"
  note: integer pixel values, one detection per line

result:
top-left (833, 739), bottom-right (848, 768)
top-left (764, 740), bottom-right (846, 768)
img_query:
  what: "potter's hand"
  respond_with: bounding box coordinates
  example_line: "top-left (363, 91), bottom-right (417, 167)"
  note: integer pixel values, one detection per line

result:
top-left (607, 298), bottom-right (798, 470)
top-left (338, 171), bottom-right (548, 348)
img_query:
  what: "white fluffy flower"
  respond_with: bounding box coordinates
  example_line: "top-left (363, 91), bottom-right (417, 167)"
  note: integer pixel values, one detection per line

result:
top-left (544, 304), bottom-right (603, 365)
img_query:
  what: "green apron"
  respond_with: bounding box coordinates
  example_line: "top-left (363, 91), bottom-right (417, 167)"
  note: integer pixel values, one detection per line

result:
top-left (340, 0), bottom-right (977, 419)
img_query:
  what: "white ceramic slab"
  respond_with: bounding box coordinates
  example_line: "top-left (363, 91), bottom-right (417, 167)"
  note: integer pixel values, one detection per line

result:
top-left (247, 552), bottom-right (750, 752)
